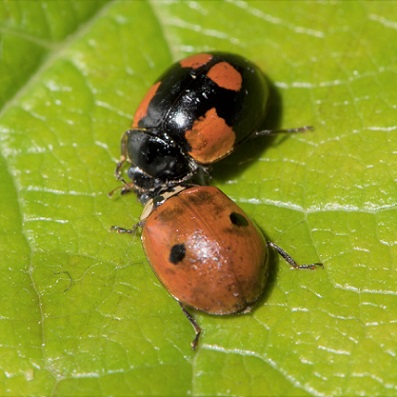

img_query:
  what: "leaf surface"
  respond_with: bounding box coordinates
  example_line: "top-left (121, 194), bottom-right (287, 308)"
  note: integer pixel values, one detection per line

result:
top-left (1, 1), bottom-right (396, 395)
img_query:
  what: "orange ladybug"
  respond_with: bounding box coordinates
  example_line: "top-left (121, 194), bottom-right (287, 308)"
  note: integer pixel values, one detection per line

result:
top-left (115, 185), bottom-right (322, 349)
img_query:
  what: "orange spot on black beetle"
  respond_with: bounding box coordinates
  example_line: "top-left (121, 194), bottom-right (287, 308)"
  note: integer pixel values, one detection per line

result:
top-left (207, 62), bottom-right (242, 91)
top-left (179, 53), bottom-right (213, 69)
top-left (132, 81), bottom-right (161, 127)
top-left (185, 108), bottom-right (235, 164)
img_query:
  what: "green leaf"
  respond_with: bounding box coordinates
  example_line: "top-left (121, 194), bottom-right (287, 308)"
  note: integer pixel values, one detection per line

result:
top-left (1, 1), bottom-right (396, 395)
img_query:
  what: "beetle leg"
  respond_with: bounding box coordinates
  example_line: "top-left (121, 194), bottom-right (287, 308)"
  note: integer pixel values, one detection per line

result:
top-left (252, 125), bottom-right (313, 138)
top-left (179, 302), bottom-right (201, 350)
top-left (107, 181), bottom-right (136, 197)
top-left (115, 129), bottom-right (131, 180)
top-left (108, 130), bottom-right (140, 196)
top-left (268, 241), bottom-right (323, 270)
top-left (110, 222), bottom-right (143, 235)
top-left (115, 156), bottom-right (126, 180)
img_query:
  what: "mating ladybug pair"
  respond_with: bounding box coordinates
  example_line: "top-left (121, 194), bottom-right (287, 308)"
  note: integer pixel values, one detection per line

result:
top-left (113, 52), bottom-right (322, 349)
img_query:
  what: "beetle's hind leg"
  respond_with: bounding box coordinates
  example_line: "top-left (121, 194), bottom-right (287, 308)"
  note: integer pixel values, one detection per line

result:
top-left (179, 302), bottom-right (202, 350)
top-left (268, 241), bottom-right (323, 270)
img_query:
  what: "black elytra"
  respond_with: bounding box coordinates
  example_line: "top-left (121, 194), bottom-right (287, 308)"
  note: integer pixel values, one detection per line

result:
top-left (116, 52), bottom-right (269, 203)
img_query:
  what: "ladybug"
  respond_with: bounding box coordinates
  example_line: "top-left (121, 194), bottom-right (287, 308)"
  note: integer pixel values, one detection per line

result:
top-left (115, 52), bottom-right (310, 203)
top-left (113, 185), bottom-right (322, 349)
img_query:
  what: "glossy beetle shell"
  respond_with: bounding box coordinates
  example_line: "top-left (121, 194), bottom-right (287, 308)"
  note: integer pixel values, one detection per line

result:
top-left (120, 52), bottom-right (269, 200)
top-left (141, 185), bottom-right (269, 314)
top-left (132, 52), bottom-right (268, 164)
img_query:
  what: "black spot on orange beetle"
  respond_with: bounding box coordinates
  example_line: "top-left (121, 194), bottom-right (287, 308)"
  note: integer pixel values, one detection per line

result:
top-left (230, 212), bottom-right (249, 227)
top-left (169, 243), bottom-right (186, 264)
